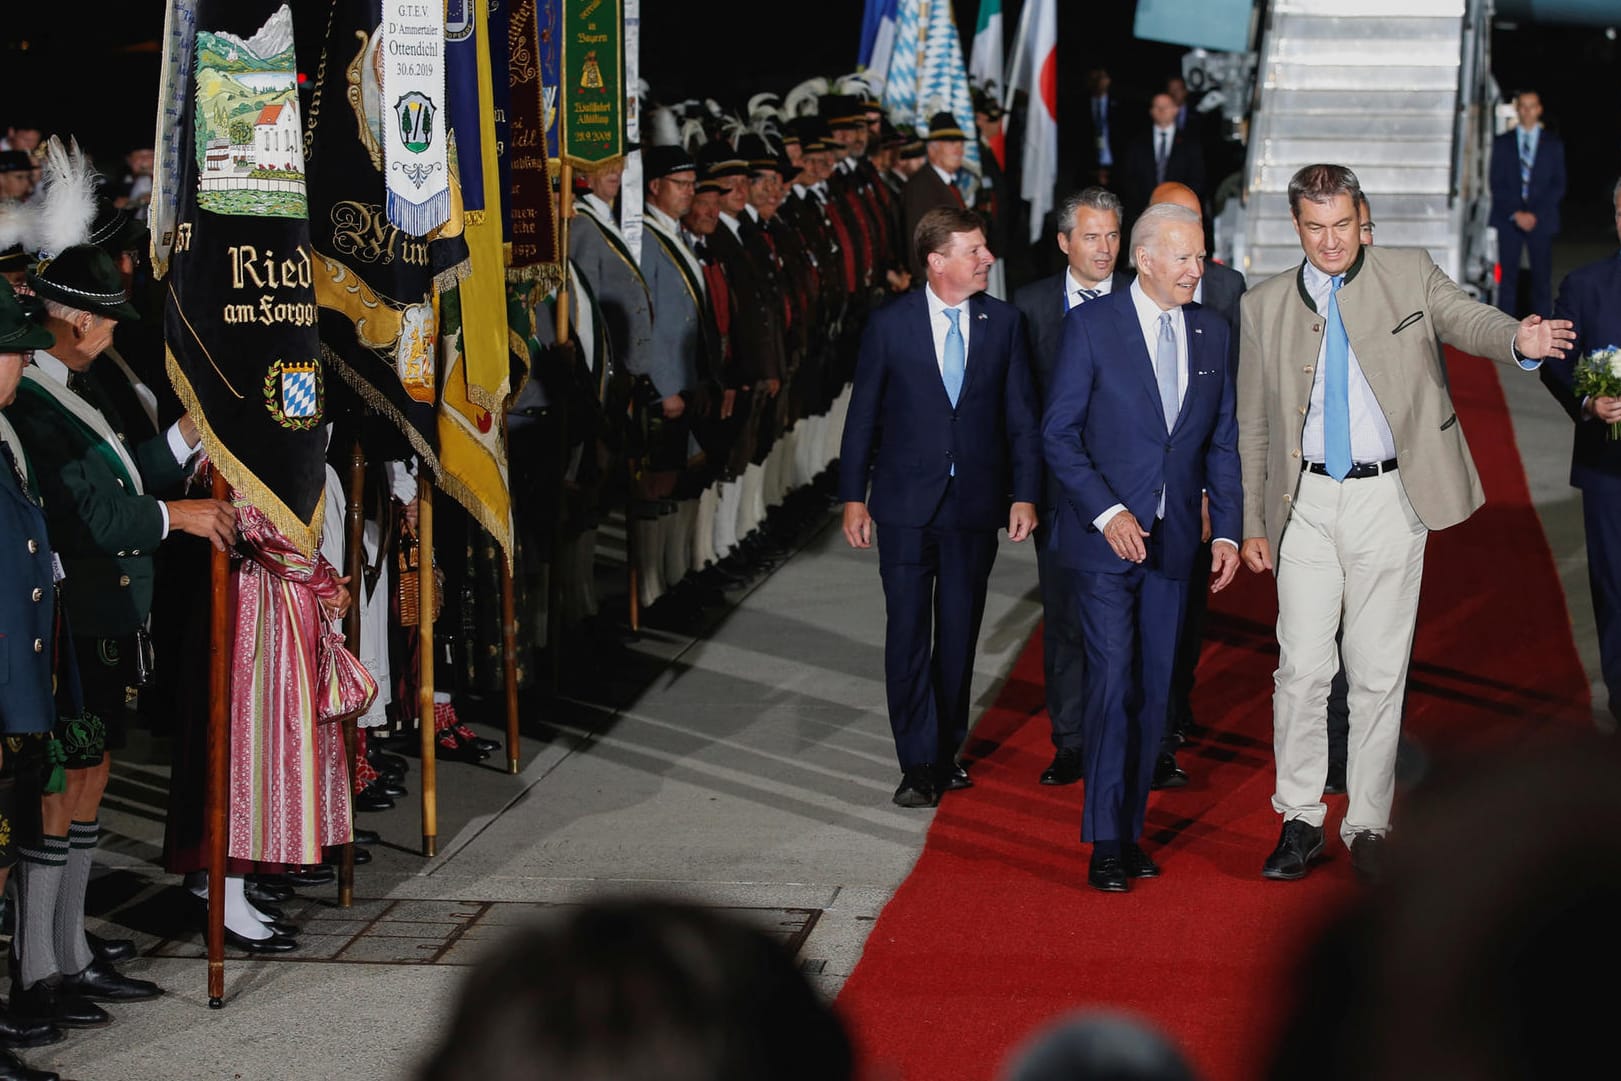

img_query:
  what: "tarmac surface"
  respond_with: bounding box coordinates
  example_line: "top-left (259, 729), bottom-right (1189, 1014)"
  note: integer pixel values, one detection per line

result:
top-left (37, 224), bottom-right (1618, 1081)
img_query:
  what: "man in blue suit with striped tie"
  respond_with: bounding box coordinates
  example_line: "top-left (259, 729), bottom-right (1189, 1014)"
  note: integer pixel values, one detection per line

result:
top-left (1490, 90), bottom-right (1566, 318)
top-left (839, 207), bottom-right (1042, 809)
top-left (1042, 203), bottom-right (1242, 892)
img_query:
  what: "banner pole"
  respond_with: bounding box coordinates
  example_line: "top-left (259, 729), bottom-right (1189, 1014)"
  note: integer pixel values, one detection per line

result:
top-left (417, 478), bottom-right (438, 857)
top-left (205, 467), bottom-right (230, 1008)
top-left (338, 438), bottom-right (366, 907)
top-left (547, 165), bottom-right (574, 693)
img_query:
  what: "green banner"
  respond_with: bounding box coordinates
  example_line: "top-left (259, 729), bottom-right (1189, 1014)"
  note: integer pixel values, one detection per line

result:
top-left (560, 0), bottom-right (623, 168)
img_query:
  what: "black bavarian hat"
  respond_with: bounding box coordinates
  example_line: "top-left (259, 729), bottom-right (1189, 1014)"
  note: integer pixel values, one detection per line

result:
top-left (925, 112), bottom-right (968, 141)
top-left (735, 133), bottom-right (779, 175)
top-left (0, 245), bottom-right (30, 276)
top-left (819, 94), bottom-right (865, 130)
top-left (0, 278), bottom-right (54, 352)
top-left (897, 137), bottom-right (927, 160)
top-left (26, 244), bottom-right (140, 322)
top-left (0, 150), bottom-right (31, 174)
top-left (87, 197), bottom-right (149, 257)
top-left (695, 141), bottom-right (749, 181)
top-left (643, 144), bottom-right (697, 181)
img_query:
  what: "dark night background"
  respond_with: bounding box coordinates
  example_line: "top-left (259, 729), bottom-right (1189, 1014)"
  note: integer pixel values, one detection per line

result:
top-left (4, 1), bottom-right (1619, 227)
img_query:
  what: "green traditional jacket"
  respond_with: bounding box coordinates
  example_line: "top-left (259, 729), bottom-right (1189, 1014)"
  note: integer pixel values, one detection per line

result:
top-left (3, 362), bottom-right (188, 638)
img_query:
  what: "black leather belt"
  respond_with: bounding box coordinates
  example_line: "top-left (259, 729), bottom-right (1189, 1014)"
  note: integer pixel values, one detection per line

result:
top-left (1303, 457), bottom-right (1398, 479)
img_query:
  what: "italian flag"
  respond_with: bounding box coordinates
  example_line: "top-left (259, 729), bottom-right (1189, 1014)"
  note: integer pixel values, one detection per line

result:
top-left (970, 0), bottom-right (1004, 165)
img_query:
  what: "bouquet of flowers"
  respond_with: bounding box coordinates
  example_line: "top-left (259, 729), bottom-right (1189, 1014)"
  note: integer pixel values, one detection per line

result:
top-left (1573, 345), bottom-right (1621, 440)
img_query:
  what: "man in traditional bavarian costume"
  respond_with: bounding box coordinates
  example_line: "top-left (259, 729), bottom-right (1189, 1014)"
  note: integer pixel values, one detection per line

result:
top-left (0, 279), bottom-right (72, 1081)
top-left (2, 246), bottom-right (234, 1024)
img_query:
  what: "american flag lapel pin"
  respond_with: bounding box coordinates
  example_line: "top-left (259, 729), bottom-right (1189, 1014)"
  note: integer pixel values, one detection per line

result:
top-left (976, 312), bottom-right (988, 321)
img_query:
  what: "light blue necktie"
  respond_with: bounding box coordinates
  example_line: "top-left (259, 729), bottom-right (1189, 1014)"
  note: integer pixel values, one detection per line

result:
top-left (944, 307), bottom-right (965, 477)
top-left (1156, 311), bottom-right (1179, 431)
top-left (942, 307), bottom-right (965, 406)
top-left (1323, 274), bottom-right (1352, 481)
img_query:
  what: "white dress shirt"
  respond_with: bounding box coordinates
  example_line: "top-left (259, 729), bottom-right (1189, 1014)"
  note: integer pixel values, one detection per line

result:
top-left (1299, 261), bottom-right (1399, 465)
top-left (33, 348), bottom-right (197, 538)
top-left (1066, 267), bottom-right (1114, 311)
top-left (924, 284), bottom-right (972, 378)
top-left (932, 163), bottom-right (956, 189)
top-left (717, 211), bottom-right (742, 240)
top-left (1092, 281), bottom-right (1185, 531)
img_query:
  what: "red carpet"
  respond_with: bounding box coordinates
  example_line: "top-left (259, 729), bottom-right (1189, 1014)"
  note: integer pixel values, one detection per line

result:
top-left (836, 351), bottom-right (1591, 1081)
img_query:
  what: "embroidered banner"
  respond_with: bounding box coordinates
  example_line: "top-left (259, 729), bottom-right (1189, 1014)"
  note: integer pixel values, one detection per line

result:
top-left (506, 0), bottom-right (562, 288)
top-left (381, 0), bottom-right (450, 235)
top-left (304, 0), bottom-right (471, 472)
top-left (560, 0), bottom-right (623, 169)
top-left (539, 0), bottom-right (562, 161)
top-left (159, 0), bottom-right (326, 553)
top-left (438, 0), bottom-right (521, 563)
top-left (151, 0), bottom-right (198, 279)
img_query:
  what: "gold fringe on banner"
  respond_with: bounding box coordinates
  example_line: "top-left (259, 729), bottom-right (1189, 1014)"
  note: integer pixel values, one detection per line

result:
top-left (165, 347), bottom-right (326, 557)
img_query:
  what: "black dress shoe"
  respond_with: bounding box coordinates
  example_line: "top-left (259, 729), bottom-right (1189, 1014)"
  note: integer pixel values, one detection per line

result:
top-left (892, 766), bottom-right (940, 809)
top-left (374, 779), bottom-right (408, 798)
top-left (247, 900), bottom-right (285, 921)
top-left (1040, 747), bottom-right (1084, 786)
top-left (1261, 820), bottom-right (1326, 881)
top-left (1087, 853), bottom-right (1129, 893)
top-left (0, 1008), bottom-right (61, 1049)
top-left (367, 749), bottom-right (409, 774)
top-left (1349, 830), bottom-right (1385, 883)
top-left (323, 845), bottom-right (372, 866)
top-left (1122, 843), bottom-right (1161, 879)
top-left (5, 981), bottom-right (110, 1029)
top-left (86, 932), bottom-right (136, 966)
top-left (351, 827), bottom-right (381, 846)
top-left (937, 761), bottom-right (972, 792)
top-left (56, 959), bottom-right (162, 1002)
top-left (244, 879), bottom-right (296, 905)
top-left (1324, 761), bottom-right (1348, 795)
top-left (0, 1048), bottom-right (58, 1081)
top-left (1150, 752), bottom-right (1189, 790)
top-left (223, 927), bottom-right (298, 954)
top-left (280, 866), bottom-right (336, 888)
top-left (353, 786), bottom-right (396, 813)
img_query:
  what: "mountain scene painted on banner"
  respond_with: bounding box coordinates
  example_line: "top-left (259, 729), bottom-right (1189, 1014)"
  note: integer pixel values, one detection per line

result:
top-left (193, 5), bottom-right (307, 218)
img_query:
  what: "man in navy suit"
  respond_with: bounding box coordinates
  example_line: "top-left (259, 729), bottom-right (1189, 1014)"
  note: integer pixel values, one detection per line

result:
top-left (1491, 91), bottom-right (1566, 318)
top-left (840, 206), bottom-right (1042, 808)
top-left (1149, 182), bottom-right (1247, 789)
top-left (1041, 203), bottom-right (1241, 891)
top-left (1541, 177), bottom-right (1621, 723)
top-left (1119, 94), bottom-right (1206, 229)
top-left (1014, 187), bottom-right (1132, 787)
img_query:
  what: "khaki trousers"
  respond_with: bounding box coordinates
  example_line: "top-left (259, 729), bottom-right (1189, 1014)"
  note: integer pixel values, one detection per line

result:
top-left (1271, 469), bottom-right (1427, 847)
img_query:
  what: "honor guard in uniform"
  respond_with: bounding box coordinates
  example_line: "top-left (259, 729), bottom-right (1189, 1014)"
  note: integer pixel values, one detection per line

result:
top-left (698, 141), bottom-right (783, 558)
top-left (0, 281), bottom-right (72, 1081)
top-left (638, 145), bottom-right (712, 605)
top-left (3, 246), bottom-right (236, 1023)
top-left (902, 113), bottom-right (971, 280)
top-left (680, 170), bottom-right (741, 572)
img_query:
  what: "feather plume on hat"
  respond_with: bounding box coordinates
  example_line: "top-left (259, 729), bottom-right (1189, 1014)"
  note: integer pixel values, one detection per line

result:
top-left (784, 77), bottom-right (829, 119)
top-left (32, 136), bottom-right (99, 260)
top-left (679, 117), bottom-right (710, 155)
top-left (0, 201), bottom-right (30, 253)
top-left (718, 113), bottom-right (748, 148)
top-left (646, 103), bottom-right (682, 148)
top-left (834, 73), bottom-right (875, 101)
